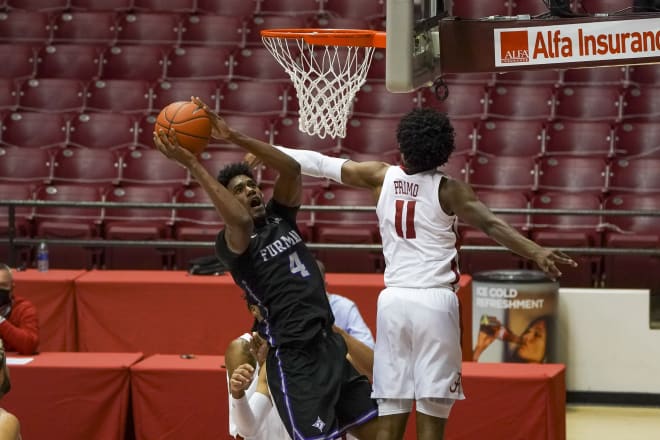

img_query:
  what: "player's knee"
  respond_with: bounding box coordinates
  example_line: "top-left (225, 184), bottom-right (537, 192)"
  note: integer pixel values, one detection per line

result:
top-left (416, 398), bottom-right (454, 419)
top-left (377, 398), bottom-right (413, 416)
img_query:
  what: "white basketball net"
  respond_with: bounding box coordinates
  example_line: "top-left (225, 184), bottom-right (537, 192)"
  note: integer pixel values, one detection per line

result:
top-left (262, 35), bottom-right (375, 139)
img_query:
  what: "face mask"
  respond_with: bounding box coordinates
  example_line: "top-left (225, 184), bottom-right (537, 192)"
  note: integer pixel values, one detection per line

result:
top-left (0, 289), bottom-right (12, 318)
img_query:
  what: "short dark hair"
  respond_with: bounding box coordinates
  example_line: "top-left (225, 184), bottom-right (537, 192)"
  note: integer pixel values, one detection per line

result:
top-left (396, 108), bottom-right (455, 173)
top-left (217, 162), bottom-right (254, 187)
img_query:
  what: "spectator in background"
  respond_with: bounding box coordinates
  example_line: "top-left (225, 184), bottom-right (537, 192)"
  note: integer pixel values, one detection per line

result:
top-left (316, 260), bottom-right (375, 349)
top-left (0, 264), bottom-right (39, 355)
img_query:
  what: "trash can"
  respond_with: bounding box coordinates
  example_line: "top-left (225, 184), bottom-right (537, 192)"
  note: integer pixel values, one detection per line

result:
top-left (471, 270), bottom-right (558, 363)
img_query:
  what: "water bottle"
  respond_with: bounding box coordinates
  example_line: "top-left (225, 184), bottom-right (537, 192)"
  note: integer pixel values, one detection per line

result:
top-left (37, 241), bottom-right (49, 272)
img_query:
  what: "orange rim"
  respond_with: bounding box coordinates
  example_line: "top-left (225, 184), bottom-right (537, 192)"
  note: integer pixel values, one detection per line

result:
top-left (261, 28), bottom-right (386, 49)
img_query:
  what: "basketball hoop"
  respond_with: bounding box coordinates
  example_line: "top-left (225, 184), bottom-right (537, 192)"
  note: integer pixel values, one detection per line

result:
top-left (261, 28), bottom-right (386, 139)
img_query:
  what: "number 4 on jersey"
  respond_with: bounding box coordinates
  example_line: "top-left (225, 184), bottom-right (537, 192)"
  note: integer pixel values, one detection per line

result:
top-left (395, 200), bottom-right (416, 239)
top-left (289, 251), bottom-right (310, 277)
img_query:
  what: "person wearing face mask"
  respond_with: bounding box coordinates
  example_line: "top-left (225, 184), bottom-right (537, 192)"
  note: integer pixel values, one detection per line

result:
top-left (0, 264), bottom-right (39, 355)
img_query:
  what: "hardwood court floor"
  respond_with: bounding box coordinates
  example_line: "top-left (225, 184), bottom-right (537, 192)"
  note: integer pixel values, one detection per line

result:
top-left (566, 405), bottom-right (660, 440)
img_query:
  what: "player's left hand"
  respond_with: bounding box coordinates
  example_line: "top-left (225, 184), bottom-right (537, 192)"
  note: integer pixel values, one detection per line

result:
top-left (250, 333), bottom-right (268, 366)
top-left (191, 96), bottom-right (230, 140)
top-left (533, 248), bottom-right (578, 281)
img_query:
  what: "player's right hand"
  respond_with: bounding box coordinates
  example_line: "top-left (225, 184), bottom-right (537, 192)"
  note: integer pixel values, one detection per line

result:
top-left (230, 363), bottom-right (255, 398)
top-left (153, 128), bottom-right (197, 167)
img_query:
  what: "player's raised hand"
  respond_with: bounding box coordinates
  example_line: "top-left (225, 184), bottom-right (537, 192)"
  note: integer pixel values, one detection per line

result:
top-left (153, 128), bottom-right (197, 167)
top-left (191, 96), bottom-right (230, 140)
top-left (229, 363), bottom-right (255, 398)
top-left (533, 248), bottom-right (578, 281)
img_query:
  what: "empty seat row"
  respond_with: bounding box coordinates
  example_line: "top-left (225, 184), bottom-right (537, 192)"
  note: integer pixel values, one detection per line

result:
top-left (0, 9), bottom-right (384, 46)
top-left (1, 0), bottom-right (385, 18)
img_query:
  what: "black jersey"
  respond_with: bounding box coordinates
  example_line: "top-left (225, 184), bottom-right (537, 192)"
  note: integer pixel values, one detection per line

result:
top-left (216, 199), bottom-right (333, 347)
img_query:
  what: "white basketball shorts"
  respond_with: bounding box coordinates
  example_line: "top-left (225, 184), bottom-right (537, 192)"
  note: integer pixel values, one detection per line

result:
top-left (372, 286), bottom-right (465, 402)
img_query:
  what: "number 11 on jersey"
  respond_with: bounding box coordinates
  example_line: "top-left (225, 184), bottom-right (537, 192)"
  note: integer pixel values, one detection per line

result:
top-left (395, 199), bottom-right (416, 239)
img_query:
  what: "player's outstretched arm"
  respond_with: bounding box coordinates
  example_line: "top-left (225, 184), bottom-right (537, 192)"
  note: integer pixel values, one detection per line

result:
top-left (440, 178), bottom-right (577, 280)
top-left (154, 129), bottom-right (252, 254)
top-left (192, 97), bottom-right (302, 208)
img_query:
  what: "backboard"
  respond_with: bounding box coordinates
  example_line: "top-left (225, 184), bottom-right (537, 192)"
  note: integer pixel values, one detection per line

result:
top-left (386, 0), bottom-right (447, 92)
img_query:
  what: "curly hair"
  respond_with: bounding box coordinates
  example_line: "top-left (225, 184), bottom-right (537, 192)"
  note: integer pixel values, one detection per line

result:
top-left (396, 108), bottom-right (455, 173)
top-left (217, 162), bottom-right (254, 187)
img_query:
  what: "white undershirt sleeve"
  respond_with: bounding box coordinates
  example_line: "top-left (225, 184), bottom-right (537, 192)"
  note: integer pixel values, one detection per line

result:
top-left (230, 392), bottom-right (273, 438)
top-left (274, 145), bottom-right (348, 183)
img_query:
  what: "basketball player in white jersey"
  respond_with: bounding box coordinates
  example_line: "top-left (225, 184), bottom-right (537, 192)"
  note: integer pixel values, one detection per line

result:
top-left (268, 108), bottom-right (577, 440)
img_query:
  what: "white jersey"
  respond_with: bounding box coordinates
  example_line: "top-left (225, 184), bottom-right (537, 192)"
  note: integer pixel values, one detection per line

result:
top-left (376, 166), bottom-right (460, 290)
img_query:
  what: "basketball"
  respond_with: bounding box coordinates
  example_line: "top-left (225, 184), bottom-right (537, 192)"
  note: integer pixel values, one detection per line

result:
top-left (155, 101), bottom-right (212, 155)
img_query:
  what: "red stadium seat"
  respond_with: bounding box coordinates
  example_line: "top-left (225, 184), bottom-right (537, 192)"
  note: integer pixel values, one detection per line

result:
top-left (180, 14), bottom-right (246, 47)
top-left (68, 112), bottom-right (136, 150)
top-left (33, 183), bottom-right (104, 269)
top-left (164, 46), bottom-right (233, 81)
top-left (608, 157), bottom-right (660, 193)
top-left (70, 0), bottom-right (133, 11)
top-left (116, 12), bottom-right (182, 45)
top-left (439, 154), bottom-right (469, 183)
top-left (51, 148), bottom-right (121, 185)
top-left (602, 193), bottom-right (660, 289)
top-left (218, 80), bottom-right (288, 116)
top-left (86, 79), bottom-right (153, 114)
top-left (423, 84), bottom-right (489, 120)
top-left (614, 121), bottom-right (660, 159)
top-left (6, 0), bottom-right (68, 10)
top-left (365, 49), bottom-right (386, 81)
top-left (2, 112), bottom-right (69, 149)
top-left (312, 15), bottom-right (374, 31)
top-left (577, 0), bottom-right (632, 14)
top-left (102, 184), bottom-right (176, 270)
top-left (195, 149), bottom-right (250, 181)
top-left (452, 1), bottom-right (511, 17)
top-left (259, 0), bottom-right (324, 15)
top-left (536, 156), bottom-right (608, 193)
top-left (134, 114), bottom-right (158, 149)
top-left (544, 120), bottom-right (616, 158)
top-left (554, 85), bottom-right (623, 122)
top-left (450, 119), bottom-right (479, 157)
top-left (468, 155), bottom-right (537, 194)
top-left (152, 79), bottom-right (220, 113)
top-left (512, 0), bottom-right (557, 14)
top-left (0, 182), bottom-right (35, 241)
top-left (459, 190), bottom-right (530, 276)
top-left (530, 191), bottom-right (603, 287)
top-left (443, 73), bottom-right (495, 86)
top-left (36, 44), bottom-right (104, 80)
top-left (0, 146), bottom-right (54, 184)
top-left (0, 10), bottom-right (53, 44)
top-left (133, 0), bottom-right (195, 13)
top-left (272, 117), bottom-right (339, 153)
top-left (231, 46), bottom-right (293, 82)
top-left (173, 186), bottom-right (224, 265)
top-left (0, 79), bottom-right (18, 111)
top-left (324, 0), bottom-right (384, 19)
top-left (100, 45), bottom-right (167, 81)
top-left (487, 84), bottom-right (556, 121)
top-left (244, 15), bottom-right (311, 47)
top-left (341, 116), bottom-right (399, 155)
top-left (627, 64), bottom-right (660, 86)
top-left (352, 82), bottom-right (421, 118)
top-left (493, 69), bottom-right (561, 86)
top-left (560, 66), bottom-right (627, 86)
top-left (17, 78), bottom-right (87, 113)
top-left (119, 148), bottom-right (189, 186)
top-left (0, 44), bottom-right (38, 80)
top-left (476, 119), bottom-right (545, 158)
top-left (51, 11), bottom-right (119, 45)
top-left (313, 185), bottom-right (382, 273)
top-left (621, 85), bottom-right (660, 121)
top-left (196, 0), bottom-right (259, 17)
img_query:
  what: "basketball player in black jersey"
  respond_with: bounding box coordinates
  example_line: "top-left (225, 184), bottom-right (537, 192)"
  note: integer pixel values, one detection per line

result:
top-left (154, 97), bottom-right (380, 440)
